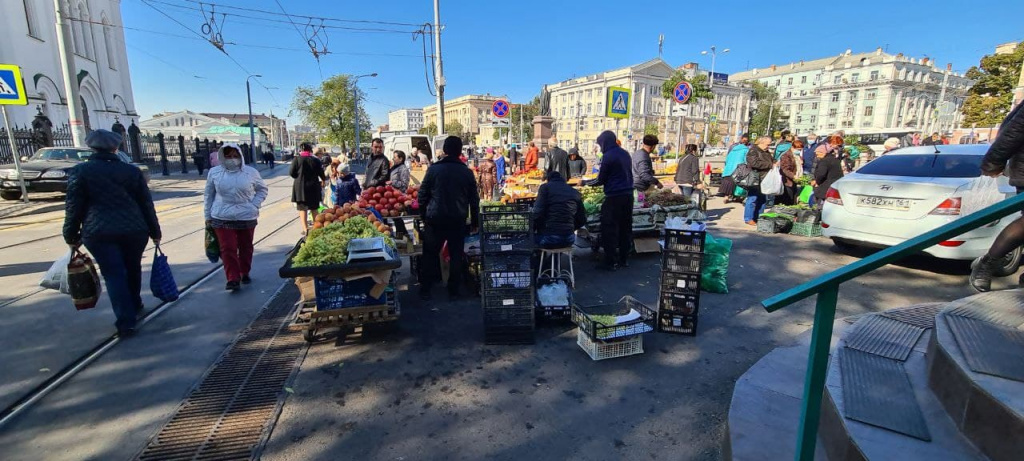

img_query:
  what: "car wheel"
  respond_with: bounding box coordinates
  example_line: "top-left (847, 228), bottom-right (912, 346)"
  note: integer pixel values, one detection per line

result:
top-left (994, 246), bottom-right (1022, 277)
top-left (831, 238), bottom-right (857, 253)
top-left (0, 190), bottom-right (22, 201)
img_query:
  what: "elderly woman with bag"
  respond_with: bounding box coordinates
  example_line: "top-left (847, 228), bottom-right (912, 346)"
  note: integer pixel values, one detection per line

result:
top-left (205, 143), bottom-right (269, 291)
top-left (63, 129), bottom-right (162, 337)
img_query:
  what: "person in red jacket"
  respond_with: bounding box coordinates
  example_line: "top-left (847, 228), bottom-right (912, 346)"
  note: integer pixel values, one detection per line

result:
top-left (524, 141), bottom-right (540, 171)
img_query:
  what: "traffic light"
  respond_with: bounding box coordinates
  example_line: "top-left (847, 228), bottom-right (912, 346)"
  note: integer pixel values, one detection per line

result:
top-left (578, 120), bottom-right (585, 130)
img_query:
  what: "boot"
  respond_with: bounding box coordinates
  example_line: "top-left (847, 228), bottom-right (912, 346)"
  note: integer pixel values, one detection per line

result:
top-left (969, 255), bottom-right (997, 292)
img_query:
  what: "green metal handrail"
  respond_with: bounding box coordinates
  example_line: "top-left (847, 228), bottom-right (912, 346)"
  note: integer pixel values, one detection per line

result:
top-left (762, 192), bottom-right (1024, 461)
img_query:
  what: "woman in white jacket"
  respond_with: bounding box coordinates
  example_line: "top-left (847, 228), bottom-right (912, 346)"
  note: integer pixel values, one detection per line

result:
top-left (204, 143), bottom-right (269, 291)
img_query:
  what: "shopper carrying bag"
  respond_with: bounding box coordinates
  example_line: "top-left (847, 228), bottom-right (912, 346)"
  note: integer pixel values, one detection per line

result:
top-left (150, 245), bottom-right (179, 302)
top-left (67, 249), bottom-right (102, 310)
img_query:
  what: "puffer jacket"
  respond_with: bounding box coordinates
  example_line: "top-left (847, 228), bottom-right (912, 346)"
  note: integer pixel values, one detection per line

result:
top-left (334, 173), bottom-right (361, 205)
top-left (418, 154), bottom-right (480, 227)
top-left (631, 148), bottom-right (660, 191)
top-left (567, 149), bottom-right (588, 178)
top-left (545, 146), bottom-right (570, 179)
top-left (63, 151), bottom-right (161, 244)
top-left (533, 173), bottom-right (585, 236)
top-left (204, 143), bottom-right (269, 221)
top-left (981, 102), bottom-right (1024, 186)
top-left (389, 161), bottom-right (411, 192)
top-left (363, 153), bottom-right (391, 188)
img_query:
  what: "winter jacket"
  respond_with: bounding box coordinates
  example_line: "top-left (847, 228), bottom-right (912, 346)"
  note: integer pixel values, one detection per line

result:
top-left (723, 144), bottom-right (749, 177)
top-left (589, 131), bottom-right (634, 197)
top-left (779, 151), bottom-right (798, 187)
top-left (204, 143), bottom-right (269, 222)
top-left (418, 154), bottom-right (480, 227)
top-left (631, 148), bottom-right (660, 191)
top-left (363, 153), bottom-right (391, 189)
top-left (494, 156), bottom-right (506, 184)
top-left (567, 154), bottom-right (588, 179)
top-left (533, 173), bottom-right (586, 236)
top-left (746, 145), bottom-right (774, 173)
top-left (389, 161), bottom-right (411, 192)
top-left (524, 147), bottom-right (539, 171)
top-left (334, 173), bottom-right (361, 205)
top-left (981, 101), bottom-right (1024, 186)
top-left (674, 153), bottom-right (701, 187)
top-left (63, 151), bottom-right (161, 244)
top-left (802, 141), bottom-right (820, 174)
top-left (477, 159), bottom-right (497, 199)
top-left (813, 154), bottom-right (844, 201)
top-left (774, 142), bottom-right (792, 161)
top-left (289, 153), bottom-right (327, 206)
top-left (545, 146), bottom-right (571, 180)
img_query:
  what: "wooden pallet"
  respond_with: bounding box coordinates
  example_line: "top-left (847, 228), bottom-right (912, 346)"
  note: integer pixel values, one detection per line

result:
top-left (290, 301), bottom-right (398, 331)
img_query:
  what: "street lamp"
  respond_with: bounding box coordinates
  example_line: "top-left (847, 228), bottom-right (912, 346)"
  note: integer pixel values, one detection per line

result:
top-left (353, 73), bottom-right (378, 154)
top-left (246, 74), bottom-right (262, 160)
top-left (700, 46), bottom-right (729, 88)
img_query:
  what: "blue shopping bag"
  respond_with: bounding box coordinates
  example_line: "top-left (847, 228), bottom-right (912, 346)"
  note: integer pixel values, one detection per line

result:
top-left (150, 245), bottom-right (180, 302)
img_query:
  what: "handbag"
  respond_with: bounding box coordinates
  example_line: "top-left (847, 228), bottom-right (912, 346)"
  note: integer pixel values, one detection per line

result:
top-left (205, 226), bottom-right (221, 263)
top-left (760, 167), bottom-right (784, 196)
top-left (734, 164), bottom-right (761, 188)
top-left (150, 244), bottom-right (180, 302)
top-left (67, 249), bottom-right (102, 311)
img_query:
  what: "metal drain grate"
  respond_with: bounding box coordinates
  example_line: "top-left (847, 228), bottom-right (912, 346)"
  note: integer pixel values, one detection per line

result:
top-left (137, 284), bottom-right (304, 461)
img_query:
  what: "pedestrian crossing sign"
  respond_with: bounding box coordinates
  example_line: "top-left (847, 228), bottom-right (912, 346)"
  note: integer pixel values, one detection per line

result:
top-left (0, 64), bottom-right (27, 106)
top-left (606, 86), bottom-right (630, 119)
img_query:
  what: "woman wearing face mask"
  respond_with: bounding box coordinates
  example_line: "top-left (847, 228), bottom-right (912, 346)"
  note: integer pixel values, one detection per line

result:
top-left (205, 143), bottom-right (269, 291)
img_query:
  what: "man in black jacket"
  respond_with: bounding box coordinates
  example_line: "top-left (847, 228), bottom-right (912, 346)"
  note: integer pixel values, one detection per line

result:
top-left (533, 171), bottom-right (586, 248)
top-left (567, 147), bottom-right (587, 178)
top-left (418, 136), bottom-right (480, 300)
top-left (362, 138), bottom-right (391, 189)
top-left (545, 135), bottom-right (570, 179)
top-left (970, 102), bottom-right (1024, 292)
top-left (632, 135), bottom-right (663, 193)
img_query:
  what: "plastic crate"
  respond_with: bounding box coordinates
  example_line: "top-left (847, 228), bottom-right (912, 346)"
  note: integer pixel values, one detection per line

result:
top-left (796, 209), bottom-right (820, 224)
top-left (481, 232), bottom-right (532, 253)
top-left (482, 203), bottom-right (530, 213)
top-left (632, 208), bottom-right (655, 227)
top-left (791, 222), bottom-right (823, 238)
top-left (757, 216), bottom-right (793, 234)
top-left (513, 196), bottom-right (537, 208)
top-left (660, 272), bottom-right (701, 296)
top-left (481, 270), bottom-right (532, 290)
top-left (536, 277), bottom-right (573, 320)
top-left (484, 307), bottom-right (534, 327)
top-left (662, 251), bottom-right (703, 274)
top-left (572, 296), bottom-right (656, 342)
top-left (481, 211), bottom-right (531, 234)
top-left (657, 312), bottom-right (698, 336)
top-left (313, 276), bottom-right (394, 311)
top-left (577, 330), bottom-right (643, 361)
top-left (482, 288), bottom-right (533, 309)
top-left (664, 229), bottom-right (706, 253)
top-left (484, 325), bottom-right (535, 345)
top-left (482, 252), bottom-right (531, 272)
top-left (659, 291), bottom-right (700, 315)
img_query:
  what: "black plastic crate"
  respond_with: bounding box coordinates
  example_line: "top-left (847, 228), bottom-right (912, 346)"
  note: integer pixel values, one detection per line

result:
top-left (484, 307), bottom-right (535, 327)
top-left (659, 272), bottom-right (701, 296)
top-left (572, 296), bottom-right (656, 342)
top-left (484, 326), bottom-right (535, 345)
top-left (659, 291), bottom-right (700, 315)
top-left (664, 229), bottom-right (706, 253)
top-left (482, 288), bottom-right (533, 309)
top-left (662, 251), bottom-right (703, 274)
top-left (482, 252), bottom-right (531, 272)
top-left (657, 312), bottom-right (698, 336)
top-left (481, 270), bottom-right (532, 290)
top-left (536, 277), bottom-right (573, 320)
top-left (481, 232), bottom-right (533, 253)
top-left (481, 211), bottom-right (531, 233)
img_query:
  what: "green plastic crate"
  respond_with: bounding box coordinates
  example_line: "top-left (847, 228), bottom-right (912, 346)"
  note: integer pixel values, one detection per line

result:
top-left (791, 222), bottom-right (823, 238)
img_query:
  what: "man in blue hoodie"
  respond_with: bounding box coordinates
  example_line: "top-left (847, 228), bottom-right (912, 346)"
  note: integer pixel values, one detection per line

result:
top-left (587, 131), bottom-right (634, 270)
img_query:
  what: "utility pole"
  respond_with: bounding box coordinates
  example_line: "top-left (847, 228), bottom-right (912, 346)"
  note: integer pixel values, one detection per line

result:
top-left (352, 73), bottom-right (377, 155)
top-left (433, 0), bottom-right (445, 137)
top-left (937, 64), bottom-right (950, 132)
top-left (246, 74), bottom-right (261, 159)
top-left (53, 0), bottom-right (87, 146)
top-left (574, 100), bottom-right (581, 148)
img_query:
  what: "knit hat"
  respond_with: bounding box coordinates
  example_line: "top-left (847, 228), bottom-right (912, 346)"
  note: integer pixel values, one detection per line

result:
top-left (85, 129), bottom-right (122, 152)
top-left (443, 136), bottom-right (462, 157)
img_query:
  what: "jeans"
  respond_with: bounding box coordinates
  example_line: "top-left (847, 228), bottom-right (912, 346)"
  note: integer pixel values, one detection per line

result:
top-left (422, 219), bottom-right (467, 294)
top-left (214, 227), bottom-right (256, 282)
top-left (601, 193), bottom-right (634, 265)
top-left (535, 233), bottom-right (575, 249)
top-left (680, 186), bottom-right (703, 207)
top-left (84, 233), bottom-right (149, 331)
top-left (743, 188), bottom-right (768, 222)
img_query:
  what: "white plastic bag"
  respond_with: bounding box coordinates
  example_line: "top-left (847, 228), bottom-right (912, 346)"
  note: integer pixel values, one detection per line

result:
top-left (960, 175), bottom-right (1003, 217)
top-left (760, 167), bottom-right (784, 196)
top-left (39, 250), bottom-right (72, 294)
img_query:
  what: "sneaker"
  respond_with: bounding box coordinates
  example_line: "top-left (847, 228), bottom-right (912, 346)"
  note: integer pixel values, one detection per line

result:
top-left (241, 275), bottom-right (252, 284)
top-left (226, 281), bottom-right (241, 291)
top-left (118, 327), bottom-right (136, 338)
top-left (969, 255), bottom-right (997, 292)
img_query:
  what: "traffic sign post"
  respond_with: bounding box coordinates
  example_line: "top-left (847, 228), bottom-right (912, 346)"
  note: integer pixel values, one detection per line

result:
top-left (672, 81), bottom-right (693, 105)
top-left (0, 64), bottom-right (29, 203)
top-left (491, 99), bottom-right (510, 118)
top-left (606, 87), bottom-right (631, 119)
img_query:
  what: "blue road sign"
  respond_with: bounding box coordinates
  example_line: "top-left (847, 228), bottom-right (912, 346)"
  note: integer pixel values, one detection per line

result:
top-left (0, 65), bottom-right (28, 106)
top-left (672, 81), bottom-right (692, 105)
top-left (492, 100), bottom-right (510, 118)
top-left (606, 86), bottom-right (630, 119)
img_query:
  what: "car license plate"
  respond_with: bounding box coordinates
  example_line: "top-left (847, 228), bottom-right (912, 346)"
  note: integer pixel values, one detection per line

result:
top-left (856, 195), bottom-right (912, 210)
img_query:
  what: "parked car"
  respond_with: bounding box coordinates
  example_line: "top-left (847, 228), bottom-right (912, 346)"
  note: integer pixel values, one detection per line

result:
top-left (821, 144), bottom-right (1021, 275)
top-left (0, 147), bottom-right (151, 201)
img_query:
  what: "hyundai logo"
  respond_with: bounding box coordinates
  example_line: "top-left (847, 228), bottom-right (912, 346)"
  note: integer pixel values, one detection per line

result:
top-left (879, 185), bottom-right (893, 191)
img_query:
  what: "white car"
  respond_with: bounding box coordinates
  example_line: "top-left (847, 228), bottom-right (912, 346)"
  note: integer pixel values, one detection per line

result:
top-left (821, 144), bottom-right (1022, 275)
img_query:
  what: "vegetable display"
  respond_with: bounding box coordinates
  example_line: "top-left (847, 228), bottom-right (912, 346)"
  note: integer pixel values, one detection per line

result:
top-left (644, 189), bottom-right (689, 207)
top-left (356, 185), bottom-right (419, 217)
top-left (292, 215), bottom-right (394, 267)
top-left (580, 186), bottom-right (605, 216)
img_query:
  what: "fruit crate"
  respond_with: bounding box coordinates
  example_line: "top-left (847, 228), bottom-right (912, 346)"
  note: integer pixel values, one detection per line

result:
top-left (482, 288), bottom-right (533, 310)
top-left (795, 209), bottom-right (820, 224)
top-left (572, 296), bottom-right (656, 342)
top-left (659, 271), bottom-right (702, 296)
top-left (663, 229), bottom-right (706, 253)
top-left (536, 277), bottom-right (573, 321)
top-left (662, 251), bottom-right (703, 274)
top-left (483, 306), bottom-right (534, 328)
top-left (312, 275), bottom-right (397, 311)
top-left (481, 270), bottom-right (532, 290)
top-left (659, 291), bottom-right (700, 315)
top-left (482, 252), bottom-right (531, 272)
top-left (657, 311), bottom-right (698, 336)
top-left (632, 208), bottom-right (655, 227)
top-left (484, 325), bottom-right (535, 345)
top-left (576, 330), bottom-right (643, 361)
top-left (791, 222), bottom-right (823, 238)
top-left (481, 231), bottom-right (533, 253)
top-left (481, 211), bottom-right (531, 233)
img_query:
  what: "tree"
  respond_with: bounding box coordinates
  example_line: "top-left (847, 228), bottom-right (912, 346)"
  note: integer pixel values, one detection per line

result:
top-left (747, 81), bottom-right (784, 138)
top-left (660, 71), bottom-right (714, 141)
top-left (445, 121), bottom-right (465, 141)
top-left (963, 42), bottom-right (1024, 126)
top-left (291, 74), bottom-right (372, 148)
top-left (643, 123), bottom-right (660, 136)
top-left (419, 123), bottom-right (437, 137)
top-left (706, 123), bottom-right (722, 147)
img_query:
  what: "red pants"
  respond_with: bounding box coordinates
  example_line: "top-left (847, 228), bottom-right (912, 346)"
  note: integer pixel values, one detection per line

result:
top-left (214, 228), bottom-right (255, 282)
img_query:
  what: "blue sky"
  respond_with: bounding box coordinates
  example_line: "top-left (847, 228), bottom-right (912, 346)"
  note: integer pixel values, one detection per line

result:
top-left (123, 0), bottom-right (1024, 129)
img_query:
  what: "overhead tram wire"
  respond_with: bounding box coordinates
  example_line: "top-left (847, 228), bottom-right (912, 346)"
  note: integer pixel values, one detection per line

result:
top-left (175, 0), bottom-right (424, 27)
top-left (145, 0), bottom-right (423, 33)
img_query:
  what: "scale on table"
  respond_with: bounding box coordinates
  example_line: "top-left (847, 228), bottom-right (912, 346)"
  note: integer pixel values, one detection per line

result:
top-left (346, 237), bottom-right (394, 264)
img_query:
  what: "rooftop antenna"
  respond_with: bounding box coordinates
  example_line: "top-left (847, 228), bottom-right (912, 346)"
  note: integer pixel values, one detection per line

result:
top-left (658, 34), bottom-right (664, 57)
